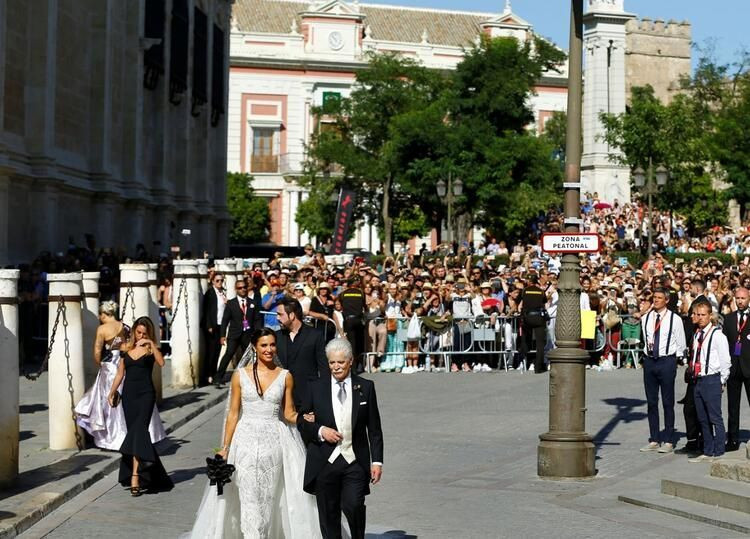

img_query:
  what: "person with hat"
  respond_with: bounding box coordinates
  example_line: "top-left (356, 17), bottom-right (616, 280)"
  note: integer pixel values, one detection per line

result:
top-left (308, 281), bottom-right (341, 341)
top-left (340, 276), bottom-right (367, 373)
top-left (292, 282), bottom-right (311, 313)
top-left (518, 273), bottom-right (547, 373)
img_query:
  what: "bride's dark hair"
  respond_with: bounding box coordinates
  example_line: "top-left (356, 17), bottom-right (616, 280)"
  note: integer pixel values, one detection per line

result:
top-left (250, 328), bottom-right (277, 397)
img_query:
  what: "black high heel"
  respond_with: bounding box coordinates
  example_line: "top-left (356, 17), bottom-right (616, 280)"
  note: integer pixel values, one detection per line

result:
top-left (130, 475), bottom-right (142, 497)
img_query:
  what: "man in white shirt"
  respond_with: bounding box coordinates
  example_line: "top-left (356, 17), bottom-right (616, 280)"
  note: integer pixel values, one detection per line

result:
top-left (689, 302), bottom-right (731, 461)
top-left (639, 288), bottom-right (687, 454)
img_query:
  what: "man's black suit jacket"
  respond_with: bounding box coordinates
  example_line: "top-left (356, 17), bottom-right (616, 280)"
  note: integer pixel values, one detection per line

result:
top-left (276, 323), bottom-right (328, 408)
top-left (298, 374), bottom-right (384, 496)
top-left (723, 309), bottom-right (750, 378)
top-left (220, 293), bottom-right (262, 340)
top-left (201, 288), bottom-right (222, 331)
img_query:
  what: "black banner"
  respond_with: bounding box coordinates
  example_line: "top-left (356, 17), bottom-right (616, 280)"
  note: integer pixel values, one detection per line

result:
top-left (331, 188), bottom-right (355, 255)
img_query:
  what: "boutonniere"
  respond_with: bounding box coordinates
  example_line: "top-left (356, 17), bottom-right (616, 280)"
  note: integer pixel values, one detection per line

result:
top-left (353, 383), bottom-right (362, 396)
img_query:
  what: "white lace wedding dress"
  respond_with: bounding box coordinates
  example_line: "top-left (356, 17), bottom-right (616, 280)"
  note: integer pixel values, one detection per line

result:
top-left (186, 361), bottom-right (322, 538)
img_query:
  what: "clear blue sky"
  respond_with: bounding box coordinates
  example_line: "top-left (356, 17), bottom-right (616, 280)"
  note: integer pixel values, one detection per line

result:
top-left (370, 0), bottom-right (747, 69)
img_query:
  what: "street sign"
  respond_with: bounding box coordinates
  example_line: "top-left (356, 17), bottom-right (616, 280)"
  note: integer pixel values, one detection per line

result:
top-left (541, 233), bottom-right (600, 253)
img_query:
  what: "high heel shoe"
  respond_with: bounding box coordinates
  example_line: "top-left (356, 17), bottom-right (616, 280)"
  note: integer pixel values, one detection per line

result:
top-left (130, 475), bottom-right (142, 497)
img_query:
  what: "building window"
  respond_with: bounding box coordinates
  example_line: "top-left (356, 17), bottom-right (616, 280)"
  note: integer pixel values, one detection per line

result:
top-left (211, 25), bottom-right (226, 126)
top-left (143, 0), bottom-right (165, 90)
top-left (192, 7), bottom-right (208, 116)
top-left (169, 0), bottom-right (189, 105)
top-left (251, 128), bottom-right (279, 173)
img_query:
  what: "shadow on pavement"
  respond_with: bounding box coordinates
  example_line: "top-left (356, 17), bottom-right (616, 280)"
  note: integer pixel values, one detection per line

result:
top-left (365, 532), bottom-right (417, 538)
top-left (0, 511), bottom-right (16, 522)
top-left (0, 453), bottom-right (110, 502)
top-left (160, 390), bottom-right (209, 412)
top-left (169, 466), bottom-right (206, 485)
top-left (19, 430), bottom-right (35, 441)
top-left (20, 403), bottom-right (48, 414)
top-left (593, 397), bottom-right (647, 448)
top-left (157, 436), bottom-right (192, 456)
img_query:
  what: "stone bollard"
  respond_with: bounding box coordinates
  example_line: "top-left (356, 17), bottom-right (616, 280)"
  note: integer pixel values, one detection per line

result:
top-left (216, 259), bottom-right (237, 299)
top-left (235, 258), bottom-right (245, 285)
top-left (147, 264), bottom-right (163, 403)
top-left (0, 269), bottom-right (20, 487)
top-left (119, 264), bottom-right (150, 329)
top-left (81, 272), bottom-right (100, 388)
top-left (47, 273), bottom-right (85, 450)
top-left (197, 259), bottom-right (209, 295)
top-left (171, 260), bottom-right (201, 388)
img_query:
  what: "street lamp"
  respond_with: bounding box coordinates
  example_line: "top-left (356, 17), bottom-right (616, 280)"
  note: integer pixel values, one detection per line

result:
top-left (633, 158), bottom-right (669, 259)
top-left (436, 172), bottom-right (463, 245)
top-left (537, 0), bottom-right (596, 479)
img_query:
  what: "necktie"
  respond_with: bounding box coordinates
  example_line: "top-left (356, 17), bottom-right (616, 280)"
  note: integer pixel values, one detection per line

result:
top-left (694, 330), bottom-right (705, 378)
top-left (337, 381), bottom-right (346, 405)
top-left (652, 314), bottom-right (661, 357)
top-left (240, 298), bottom-right (246, 315)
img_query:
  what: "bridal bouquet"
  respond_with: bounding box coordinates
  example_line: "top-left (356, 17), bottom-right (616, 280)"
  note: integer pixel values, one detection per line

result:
top-left (205, 454), bottom-right (235, 496)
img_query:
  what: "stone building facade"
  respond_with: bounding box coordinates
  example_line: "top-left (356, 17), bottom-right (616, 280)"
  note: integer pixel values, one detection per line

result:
top-left (229, 0), bottom-right (569, 250)
top-left (0, 0), bottom-right (233, 265)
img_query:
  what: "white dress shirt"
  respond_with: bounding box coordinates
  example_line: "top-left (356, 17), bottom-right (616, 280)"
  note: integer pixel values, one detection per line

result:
top-left (693, 323), bottom-right (731, 384)
top-left (214, 287), bottom-right (226, 326)
top-left (641, 308), bottom-right (686, 358)
top-left (318, 375), bottom-right (382, 467)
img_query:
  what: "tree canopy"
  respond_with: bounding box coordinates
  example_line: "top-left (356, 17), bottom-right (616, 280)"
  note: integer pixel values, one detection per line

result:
top-left (299, 36), bottom-right (567, 252)
top-left (226, 172), bottom-right (270, 243)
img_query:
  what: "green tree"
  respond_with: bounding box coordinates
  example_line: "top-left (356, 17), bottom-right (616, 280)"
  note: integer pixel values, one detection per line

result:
top-left (540, 110), bottom-right (567, 161)
top-left (226, 172), bottom-right (270, 243)
top-left (600, 85), bottom-right (726, 232)
top-left (301, 53), bottom-right (446, 254)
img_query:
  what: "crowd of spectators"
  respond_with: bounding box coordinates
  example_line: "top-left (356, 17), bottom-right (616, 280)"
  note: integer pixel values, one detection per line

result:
top-left (11, 193), bottom-right (750, 375)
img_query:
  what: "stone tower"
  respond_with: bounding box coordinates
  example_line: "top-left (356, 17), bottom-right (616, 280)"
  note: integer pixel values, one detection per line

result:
top-left (625, 17), bottom-right (692, 104)
top-left (581, 0), bottom-right (635, 204)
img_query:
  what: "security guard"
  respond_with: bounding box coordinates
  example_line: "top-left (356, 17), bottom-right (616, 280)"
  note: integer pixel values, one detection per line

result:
top-left (520, 273), bottom-right (547, 373)
top-left (341, 276), bottom-right (366, 373)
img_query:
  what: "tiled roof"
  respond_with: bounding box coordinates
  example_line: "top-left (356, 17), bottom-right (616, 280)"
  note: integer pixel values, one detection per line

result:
top-left (233, 0), bottom-right (495, 48)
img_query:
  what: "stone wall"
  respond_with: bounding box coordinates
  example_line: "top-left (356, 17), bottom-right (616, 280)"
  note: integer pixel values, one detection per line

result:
top-left (0, 0), bottom-right (233, 264)
top-left (625, 18), bottom-right (692, 104)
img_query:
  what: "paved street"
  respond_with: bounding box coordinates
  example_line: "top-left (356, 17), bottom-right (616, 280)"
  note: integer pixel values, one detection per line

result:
top-left (19, 368), bottom-right (750, 538)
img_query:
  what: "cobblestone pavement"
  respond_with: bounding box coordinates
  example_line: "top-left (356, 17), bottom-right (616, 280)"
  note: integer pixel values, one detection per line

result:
top-left (19, 368), bottom-right (750, 538)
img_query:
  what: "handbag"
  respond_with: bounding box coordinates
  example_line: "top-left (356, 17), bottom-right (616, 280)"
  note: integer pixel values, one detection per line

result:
top-left (386, 317), bottom-right (398, 333)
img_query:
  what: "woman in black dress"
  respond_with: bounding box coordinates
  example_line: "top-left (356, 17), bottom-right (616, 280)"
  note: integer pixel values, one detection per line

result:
top-left (108, 316), bottom-right (173, 496)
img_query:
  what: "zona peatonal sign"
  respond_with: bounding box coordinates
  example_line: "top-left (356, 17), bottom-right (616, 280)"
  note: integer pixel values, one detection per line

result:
top-left (541, 233), bottom-right (601, 253)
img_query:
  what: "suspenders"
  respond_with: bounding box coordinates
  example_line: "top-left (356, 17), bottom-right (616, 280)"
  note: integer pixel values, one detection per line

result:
top-left (695, 326), bottom-right (718, 375)
top-left (644, 309), bottom-right (674, 358)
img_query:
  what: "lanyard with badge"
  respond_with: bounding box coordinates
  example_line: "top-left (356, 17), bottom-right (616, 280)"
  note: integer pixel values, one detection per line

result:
top-left (240, 299), bottom-right (250, 331)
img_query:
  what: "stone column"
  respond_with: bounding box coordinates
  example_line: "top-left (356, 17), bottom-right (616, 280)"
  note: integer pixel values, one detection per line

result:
top-left (118, 263), bottom-right (150, 328)
top-left (170, 260), bottom-right (201, 388)
top-left (81, 272), bottom-right (100, 387)
top-left (0, 270), bottom-right (20, 487)
top-left (47, 273), bottom-right (85, 450)
top-left (217, 259), bottom-right (236, 299)
top-left (197, 258), bottom-right (209, 295)
top-left (147, 264), bottom-right (162, 403)
top-left (235, 258), bottom-right (245, 285)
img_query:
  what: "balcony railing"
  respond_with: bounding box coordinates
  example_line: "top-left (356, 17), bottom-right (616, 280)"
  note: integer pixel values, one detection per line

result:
top-left (250, 154), bottom-right (278, 173)
top-left (277, 152), bottom-right (346, 176)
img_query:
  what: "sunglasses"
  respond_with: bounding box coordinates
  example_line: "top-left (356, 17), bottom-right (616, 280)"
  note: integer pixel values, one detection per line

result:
top-left (214, 278), bottom-right (224, 283)
top-left (236, 285), bottom-right (246, 290)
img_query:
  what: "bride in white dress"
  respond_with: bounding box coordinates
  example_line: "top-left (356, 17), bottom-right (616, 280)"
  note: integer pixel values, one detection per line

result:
top-left (186, 328), bottom-right (322, 538)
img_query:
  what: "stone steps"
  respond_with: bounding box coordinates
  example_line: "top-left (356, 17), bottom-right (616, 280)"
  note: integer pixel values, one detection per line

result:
top-left (619, 490), bottom-right (750, 535)
top-left (619, 458), bottom-right (750, 534)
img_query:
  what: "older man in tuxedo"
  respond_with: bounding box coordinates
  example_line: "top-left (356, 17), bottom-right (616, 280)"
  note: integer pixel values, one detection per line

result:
top-left (298, 338), bottom-right (384, 539)
top-left (723, 287), bottom-right (750, 452)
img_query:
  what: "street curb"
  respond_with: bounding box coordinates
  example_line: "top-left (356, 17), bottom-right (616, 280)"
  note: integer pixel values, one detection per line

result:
top-left (0, 390), bottom-right (228, 539)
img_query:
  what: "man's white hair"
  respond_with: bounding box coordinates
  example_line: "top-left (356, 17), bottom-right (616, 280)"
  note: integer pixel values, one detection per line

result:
top-left (325, 338), bottom-right (353, 360)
